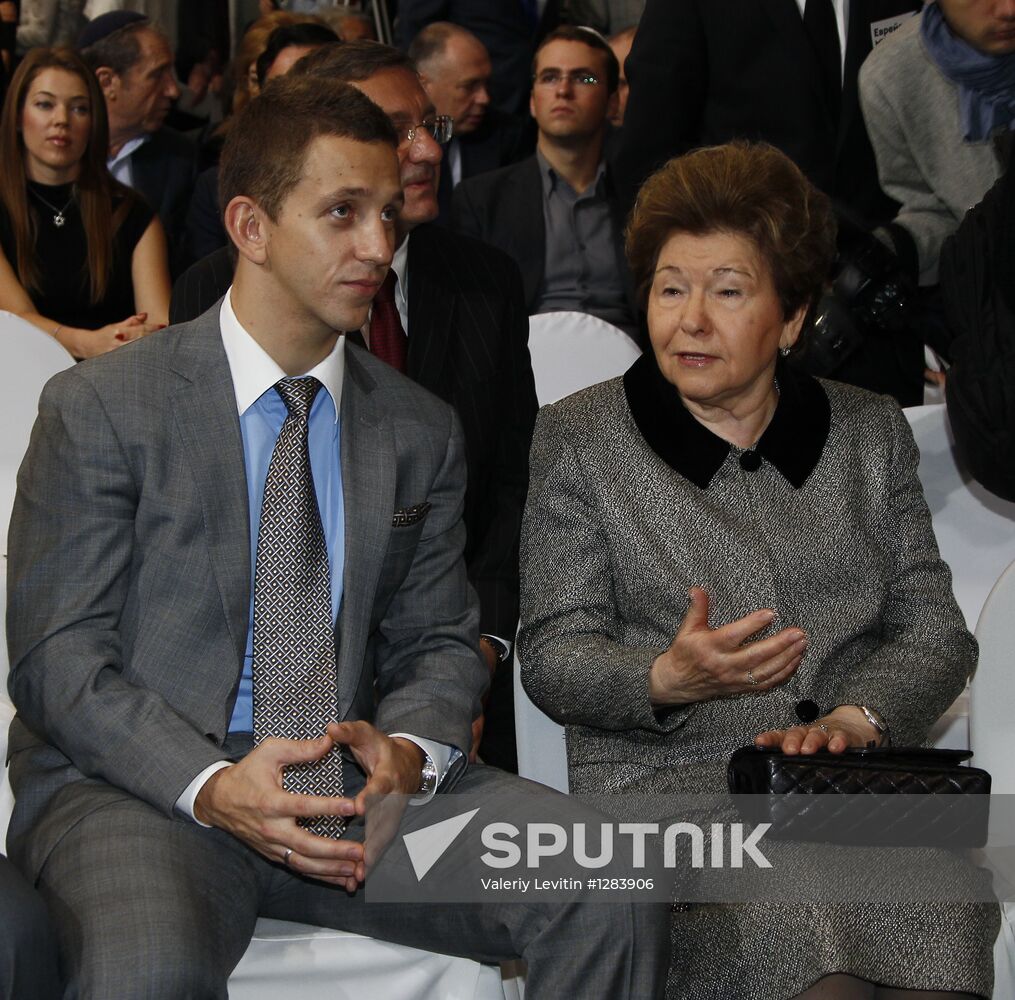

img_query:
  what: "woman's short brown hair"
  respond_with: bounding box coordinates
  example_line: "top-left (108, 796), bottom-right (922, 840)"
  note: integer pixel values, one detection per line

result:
top-left (626, 142), bottom-right (837, 326)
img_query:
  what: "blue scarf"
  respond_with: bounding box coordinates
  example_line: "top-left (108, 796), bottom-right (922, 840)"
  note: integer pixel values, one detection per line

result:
top-left (921, 1), bottom-right (1015, 142)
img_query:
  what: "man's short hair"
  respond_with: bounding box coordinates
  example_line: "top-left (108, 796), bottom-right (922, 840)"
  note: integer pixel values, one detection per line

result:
top-left (254, 22), bottom-right (340, 88)
top-left (219, 75), bottom-right (398, 222)
top-left (407, 22), bottom-right (482, 71)
top-left (533, 25), bottom-right (620, 93)
top-left (79, 17), bottom-right (151, 76)
top-left (293, 39), bottom-right (417, 84)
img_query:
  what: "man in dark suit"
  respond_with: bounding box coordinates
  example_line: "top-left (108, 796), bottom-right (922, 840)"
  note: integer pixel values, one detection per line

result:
top-left (79, 11), bottom-right (198, 273)
top-left (7, 74), bottom-right (666, 997)
top-left (453, 26), bottom-right (638, 341)
top-left (172, 41), bottom-right (538, 772)
top-left (409, 22), bottom-right (534, 225)
top-left (615, 0), bottom-right (923, 402)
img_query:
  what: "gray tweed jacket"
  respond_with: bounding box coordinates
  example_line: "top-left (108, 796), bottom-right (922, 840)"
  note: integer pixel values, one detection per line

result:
top-left (517, 357), bottom-right (975, 795)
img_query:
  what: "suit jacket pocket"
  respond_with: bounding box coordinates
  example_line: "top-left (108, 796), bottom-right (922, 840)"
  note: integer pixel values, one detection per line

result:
top-left (391, 502), bottom-right (431, 528)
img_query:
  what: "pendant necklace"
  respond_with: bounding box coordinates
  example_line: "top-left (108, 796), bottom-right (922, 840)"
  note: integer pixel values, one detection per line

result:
top-left (29, 186), bottom-right (75, 228)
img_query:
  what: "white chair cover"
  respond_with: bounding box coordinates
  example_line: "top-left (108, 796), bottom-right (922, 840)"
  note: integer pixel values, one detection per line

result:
top-left (905, 404), bottom-right (1015, 631)
top-left (0, 312), bottom-right (74, 850)
top-left (514, 313), bottom-right (641, 792)
top-left (970, 557), bottom-right (1015, 997)
top-left (905, 404), bottom-right (1015, 753)
top-left (526, 311), bottom-right (641, 406)
top-left (971, 558), bottom-right (1015, 791)
top-left (230, 921), bottom-right (510, 1000)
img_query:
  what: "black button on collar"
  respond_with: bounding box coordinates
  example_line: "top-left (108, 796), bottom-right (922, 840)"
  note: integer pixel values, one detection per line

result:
top-left (739, 450), bottom-right (762, 472)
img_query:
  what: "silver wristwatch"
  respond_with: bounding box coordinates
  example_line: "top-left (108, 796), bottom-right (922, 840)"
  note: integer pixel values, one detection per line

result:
top-left (852, 704), bottom-right (890, 747)
top-left (417, 754), bottom-right (439, 796)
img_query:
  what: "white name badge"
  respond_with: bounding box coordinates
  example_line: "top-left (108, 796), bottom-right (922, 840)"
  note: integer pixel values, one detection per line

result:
top-left (870, 12), bottom-right (916, 47)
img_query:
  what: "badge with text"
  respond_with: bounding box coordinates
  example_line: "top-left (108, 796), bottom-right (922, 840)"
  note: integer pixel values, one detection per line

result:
top-left (870, 13), bottom-right (915, 48)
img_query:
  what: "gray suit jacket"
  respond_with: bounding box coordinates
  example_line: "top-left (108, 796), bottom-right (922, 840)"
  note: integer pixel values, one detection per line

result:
top-left (517, 366), bottom-right (975, 796)
top-left (5, 308), bottom-right (485, 877)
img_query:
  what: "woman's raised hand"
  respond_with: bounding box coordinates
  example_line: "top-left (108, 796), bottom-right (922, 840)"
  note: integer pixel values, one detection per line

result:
top-left (648, 586), bottom-right (808, 706)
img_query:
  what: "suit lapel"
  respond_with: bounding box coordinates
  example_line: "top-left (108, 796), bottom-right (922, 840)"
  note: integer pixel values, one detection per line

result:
top-left (406, 227), bottom-right (456, 394)
top-left (515, 159), bottom-right (546, 310)
top-left (130, 141), bottom-right (165, 217)
top-left (335, 346), bottom-right (394, 712)
top-left (167, 316), bottom-right (251, 664)
top-left (760, 0), bottom-right (833, 115)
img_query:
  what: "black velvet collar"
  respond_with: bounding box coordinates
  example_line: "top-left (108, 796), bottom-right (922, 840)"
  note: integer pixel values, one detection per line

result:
top-left (622, 352), bottom-right (831, 489)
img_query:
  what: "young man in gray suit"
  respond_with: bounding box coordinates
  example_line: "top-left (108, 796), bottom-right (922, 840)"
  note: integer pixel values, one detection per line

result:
top-left (6, 75), bottom-right (667, 996)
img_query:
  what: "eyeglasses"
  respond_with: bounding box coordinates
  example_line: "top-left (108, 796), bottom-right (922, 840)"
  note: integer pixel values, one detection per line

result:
top-left (401, 115), bottom-right (454, 146)
top-left (533, 69), bottom-right (600, 88)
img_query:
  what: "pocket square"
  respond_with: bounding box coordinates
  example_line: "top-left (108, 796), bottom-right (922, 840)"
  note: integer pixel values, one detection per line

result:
top-left (392, 502), bottom-right (431, 527)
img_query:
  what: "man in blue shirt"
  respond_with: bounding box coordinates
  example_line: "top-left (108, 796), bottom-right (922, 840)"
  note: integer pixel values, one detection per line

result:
top-left (6, 73), bottom-right (667, 996)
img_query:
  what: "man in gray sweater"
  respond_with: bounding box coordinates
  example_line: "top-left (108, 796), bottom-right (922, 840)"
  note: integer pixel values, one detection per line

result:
top-left (859, 1), bottom-right (1014, 286)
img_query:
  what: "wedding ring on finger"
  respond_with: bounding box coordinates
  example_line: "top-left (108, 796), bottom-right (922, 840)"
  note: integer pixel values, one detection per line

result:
top-left (283, 848), bottom-right (293, 867)
top-left (816, 723), bottom-right (829, 734)
top-left (746, 669), bottom-right (758, 687)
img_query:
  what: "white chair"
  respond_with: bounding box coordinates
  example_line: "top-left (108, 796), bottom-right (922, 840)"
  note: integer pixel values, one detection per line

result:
top-left (514, 312), bottom-right (641, 792)
top-left (526, 310), bottom-right (642, 406)
top-left (0, 312), bottom-right (74, 849)
top-left (0, 312), bottom-right (513, 1000)
top-left (969, 558), bottom-right (1015, 999)
top-left (970, 558), bottom-right (1015, 792)
top-left (905, 405), bottom-right (1015, 632)
top-left (905, 404), bottom-right (1015, 751)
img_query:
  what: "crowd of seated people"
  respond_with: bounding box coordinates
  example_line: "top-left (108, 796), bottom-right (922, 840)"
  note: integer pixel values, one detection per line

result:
top-left (0, 2), bottom-right (1014, 998)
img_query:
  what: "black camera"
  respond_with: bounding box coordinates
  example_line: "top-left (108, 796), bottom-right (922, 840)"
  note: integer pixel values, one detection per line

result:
top-left (793, 220), bottom-right (917, 377)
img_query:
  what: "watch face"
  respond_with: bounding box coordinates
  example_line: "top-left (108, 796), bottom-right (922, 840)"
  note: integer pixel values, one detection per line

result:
top-left (419, 759), bottom-right (438, 794)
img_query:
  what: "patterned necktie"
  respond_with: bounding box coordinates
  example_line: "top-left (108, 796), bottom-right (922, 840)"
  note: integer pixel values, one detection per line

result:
top-left (804, 0), bottom-right (842, 122)
top-left (252, 377), bottom-right (345, 838)
top-left (369, 271), bottom-right (408, 373)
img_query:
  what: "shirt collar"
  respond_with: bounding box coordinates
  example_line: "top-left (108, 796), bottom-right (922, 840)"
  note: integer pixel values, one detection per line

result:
top-left (536, 148), bottom-right (608, 199)
top-left (391, 237), bottom-right (409, 318)
top-left (107, 134), bottom-right (149, 174)
top-left (219, 287), bottom-right (345, 422)
top-left (622, 351), bottom-right (831, 489)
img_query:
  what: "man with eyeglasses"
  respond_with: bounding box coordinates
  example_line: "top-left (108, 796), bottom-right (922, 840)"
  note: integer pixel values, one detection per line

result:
top-left (452, 26), bottom-right (639, 344)
top-left (292, 40), bottom-right (540, 774)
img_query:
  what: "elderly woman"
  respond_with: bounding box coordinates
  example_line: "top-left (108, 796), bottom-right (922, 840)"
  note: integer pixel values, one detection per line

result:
top-left (518, 142), bottom-right (997, 999)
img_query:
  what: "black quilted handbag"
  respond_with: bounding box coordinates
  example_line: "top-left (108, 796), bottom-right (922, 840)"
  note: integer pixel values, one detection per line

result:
top-left (727, 746), bottom-right (991, 847)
